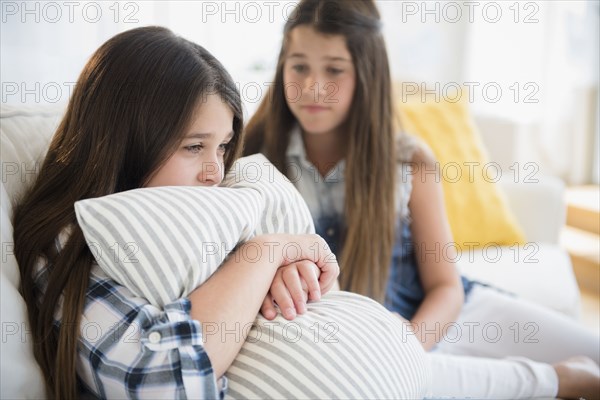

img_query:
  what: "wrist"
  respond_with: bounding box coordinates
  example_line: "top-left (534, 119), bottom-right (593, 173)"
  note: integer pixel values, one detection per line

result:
top-left (244, 235), bottom-right (283, 269)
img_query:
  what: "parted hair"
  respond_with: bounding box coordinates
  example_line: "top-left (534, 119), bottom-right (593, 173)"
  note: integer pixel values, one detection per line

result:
top-left (13, 26), bottom-right (243, 399)
top-left (244, 0), bottom-right (396, 302)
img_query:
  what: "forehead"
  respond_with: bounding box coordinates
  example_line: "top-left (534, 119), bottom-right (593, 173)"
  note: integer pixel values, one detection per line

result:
top-left (186, 94), bottom-right (234, 137)
top-left (286, 25), bottom-right (351, 61)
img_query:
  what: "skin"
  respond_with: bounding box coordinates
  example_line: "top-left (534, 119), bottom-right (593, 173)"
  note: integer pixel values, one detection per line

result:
top-left (283, 25), bottom-right (356, 177)
top-left (146, 95), bottom-right (233, 187)
top-left (404, 146), bottom-right (464, 351)
top-left (145, 94), bottom-right (340, 378)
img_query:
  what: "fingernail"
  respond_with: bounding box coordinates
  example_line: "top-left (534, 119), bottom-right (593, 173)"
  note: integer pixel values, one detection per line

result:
top-left (264, 309), bottom-right (276, 320)
top-left (311, 290), bottom-right (321, 301)
top-left (284, 307), bottom-right (296, 319)
top-left (297, 303), bottom-right (306, 314)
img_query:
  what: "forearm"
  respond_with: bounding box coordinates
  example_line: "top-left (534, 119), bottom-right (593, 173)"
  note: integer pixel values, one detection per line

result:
top-left (188, 238), bottom-right (279, 377)
top-left (410, 285), bottom-right (464, 351)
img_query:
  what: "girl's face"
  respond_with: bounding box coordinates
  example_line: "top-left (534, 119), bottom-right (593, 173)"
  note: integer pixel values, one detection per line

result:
top-left (146, 94), bottom-right (234, 187)
top-left (283, 25), bottom-right (356, 138)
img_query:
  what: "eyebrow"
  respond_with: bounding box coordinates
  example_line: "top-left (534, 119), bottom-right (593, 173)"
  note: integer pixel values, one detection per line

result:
top-left (185, 132), bottom-right (234, 140)
top-left (287, 53), bottom-right (351, 62)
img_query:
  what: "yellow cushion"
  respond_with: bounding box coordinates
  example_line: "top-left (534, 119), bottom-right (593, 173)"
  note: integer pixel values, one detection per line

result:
top-left (397, 97), bottom-right (526, 248)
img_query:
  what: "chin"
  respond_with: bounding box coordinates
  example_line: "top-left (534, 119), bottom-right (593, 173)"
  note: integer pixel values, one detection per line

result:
top-left (298, 121), bottom-right (337, 136)
top-left (303, 128), bottom-right (334, 136)
top-left (292, 110), bottom-right (342, 136)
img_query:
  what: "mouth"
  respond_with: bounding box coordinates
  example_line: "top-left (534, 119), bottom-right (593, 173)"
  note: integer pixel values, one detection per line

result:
top-left (301, 105), bottom-right (329, 113)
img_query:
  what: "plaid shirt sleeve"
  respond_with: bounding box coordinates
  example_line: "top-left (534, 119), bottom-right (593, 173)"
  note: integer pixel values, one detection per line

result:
top-left (71, 265), bottom-right (226, 399)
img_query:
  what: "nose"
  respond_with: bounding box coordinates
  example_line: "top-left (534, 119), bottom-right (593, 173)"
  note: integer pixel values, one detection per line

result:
top-left (302, 72), bottom-right (326, 100)
top-left (197, 160), bottom-right (224, 186)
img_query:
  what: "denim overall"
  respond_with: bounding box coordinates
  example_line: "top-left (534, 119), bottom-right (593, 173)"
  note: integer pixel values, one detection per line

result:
top-left (315, 215), bottom-right (474, 320)
top-left (286, 128), bottom-right (474, 320)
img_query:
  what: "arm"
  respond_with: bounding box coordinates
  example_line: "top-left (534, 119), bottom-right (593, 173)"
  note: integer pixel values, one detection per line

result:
top-left (188, 233), bottom-right (338, 377)
top-left (408, 146), bottom-right (464, 351)
top-left (188, 237), bottom-right (280, 377)
top-left (75, 269), bottom-right (225, 399)
top-left (76, 233), bottom-right (336, 399)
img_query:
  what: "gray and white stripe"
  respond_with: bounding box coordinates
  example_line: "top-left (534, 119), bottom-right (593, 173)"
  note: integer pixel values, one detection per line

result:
top-left (226, 291), bottom-right (429, 399)
top-left (74, 155), bottom-right (428, 397)
top-left (74, 154), bottom-right (314, 308)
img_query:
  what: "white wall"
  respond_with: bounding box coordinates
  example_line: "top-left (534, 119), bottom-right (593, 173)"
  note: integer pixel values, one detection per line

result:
top-left (0, 1), bottom-right (291, 117)
top-left (2, 0), bottom-right (598, 184)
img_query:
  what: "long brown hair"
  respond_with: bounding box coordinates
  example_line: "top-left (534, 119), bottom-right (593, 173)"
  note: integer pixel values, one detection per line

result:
top-left (244, 0), bottom-right (396, 302)
top-left (12, 26), bottom-right (243, 399)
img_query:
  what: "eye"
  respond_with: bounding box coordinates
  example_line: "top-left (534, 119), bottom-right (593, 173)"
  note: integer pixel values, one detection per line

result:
top-left (327, 67), bottom-right (343, 75)
top-left (291, 64), bottom-right (307, 73)
top-left (184, 144), bottom-right (203, 154)
top-left (218, 142), bottom-right (231, 155)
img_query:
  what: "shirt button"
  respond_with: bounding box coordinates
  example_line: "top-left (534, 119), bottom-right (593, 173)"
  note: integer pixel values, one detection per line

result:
top-left (148, 332), bottom-right (161, 344)
top-left (326, 228), bottom-right (335, 237)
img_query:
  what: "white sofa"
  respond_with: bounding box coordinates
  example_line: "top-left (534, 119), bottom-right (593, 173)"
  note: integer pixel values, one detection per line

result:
top-left (0, 104), bottom-right (581, 399)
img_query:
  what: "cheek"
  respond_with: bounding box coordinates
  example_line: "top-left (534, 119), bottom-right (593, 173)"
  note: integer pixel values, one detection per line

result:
top-left (148, 157), bottom-right (191, 186)
top-left (282, 70), bottom-right (298, 106)
top-left (282, 68), bottom-right (292, 89)
top-left (336, 78), bottom-right (355, 111)
top-left (283, 67), bottom-right (289, 84)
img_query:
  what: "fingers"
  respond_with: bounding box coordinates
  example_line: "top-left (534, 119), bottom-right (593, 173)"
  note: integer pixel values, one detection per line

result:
top-left (307, 238), bottom-right (339, 295)
top-left (263, 234), bottom-right (340, 320)
top-left (260, 293), bottom-right (277, 320)
top-left (266, 262), bottom-right (318, 320)
top-left (295, 260), bottom-right (321, 301)
top-left (318, 255), bottom-right (339, 294)
top-left (283, 234), bottom-right (340, 290)
top-left (311, 236), bottom-right (340, 291)
top-left (277, 266), bottom-right (307, 317)
top-left (268, 268), bottom-right (299, 320)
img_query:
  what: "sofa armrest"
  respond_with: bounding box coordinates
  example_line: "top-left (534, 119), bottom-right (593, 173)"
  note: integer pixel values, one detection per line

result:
top-left (499, 175), bottom-right (566, 244)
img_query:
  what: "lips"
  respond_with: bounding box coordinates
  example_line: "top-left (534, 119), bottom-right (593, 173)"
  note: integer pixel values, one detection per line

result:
top-left (301, 105), bottom-right (329, 113)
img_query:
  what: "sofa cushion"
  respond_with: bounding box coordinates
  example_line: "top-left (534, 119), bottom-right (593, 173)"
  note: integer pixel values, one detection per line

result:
top-left (458, 244), bottom-right (580, 319)
top-left (0, 104), bottom-right (61, 399)
top-left (1, 105), bottom-right (63, 208)
top-left (398, 97), bottom-right (526, 248)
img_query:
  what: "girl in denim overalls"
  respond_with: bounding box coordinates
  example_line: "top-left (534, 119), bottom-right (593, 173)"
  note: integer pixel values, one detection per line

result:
top-left (244, 0), bottom-right (600, 398)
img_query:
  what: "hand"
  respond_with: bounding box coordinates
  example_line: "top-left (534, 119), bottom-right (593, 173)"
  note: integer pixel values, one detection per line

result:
top-left (255, 233), bottom-right (340, 291)
top-left (261, 260), bottom-right (321, 320)
top-left (276, 234), bottom-right (339, 295)
top-left (255, 234), bottom-right (340, 320)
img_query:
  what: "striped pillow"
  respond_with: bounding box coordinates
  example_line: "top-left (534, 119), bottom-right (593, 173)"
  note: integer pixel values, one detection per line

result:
top-left (74, 154), bottom-right (314, 308)
top-left (225, 291), bottom-right (429, 399)
top-left (74, 154), bottom-right (429, 397)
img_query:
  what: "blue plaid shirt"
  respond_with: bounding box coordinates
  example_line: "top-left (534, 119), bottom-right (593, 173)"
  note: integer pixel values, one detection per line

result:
top-left (35, 236), bottom-right (226, 399)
